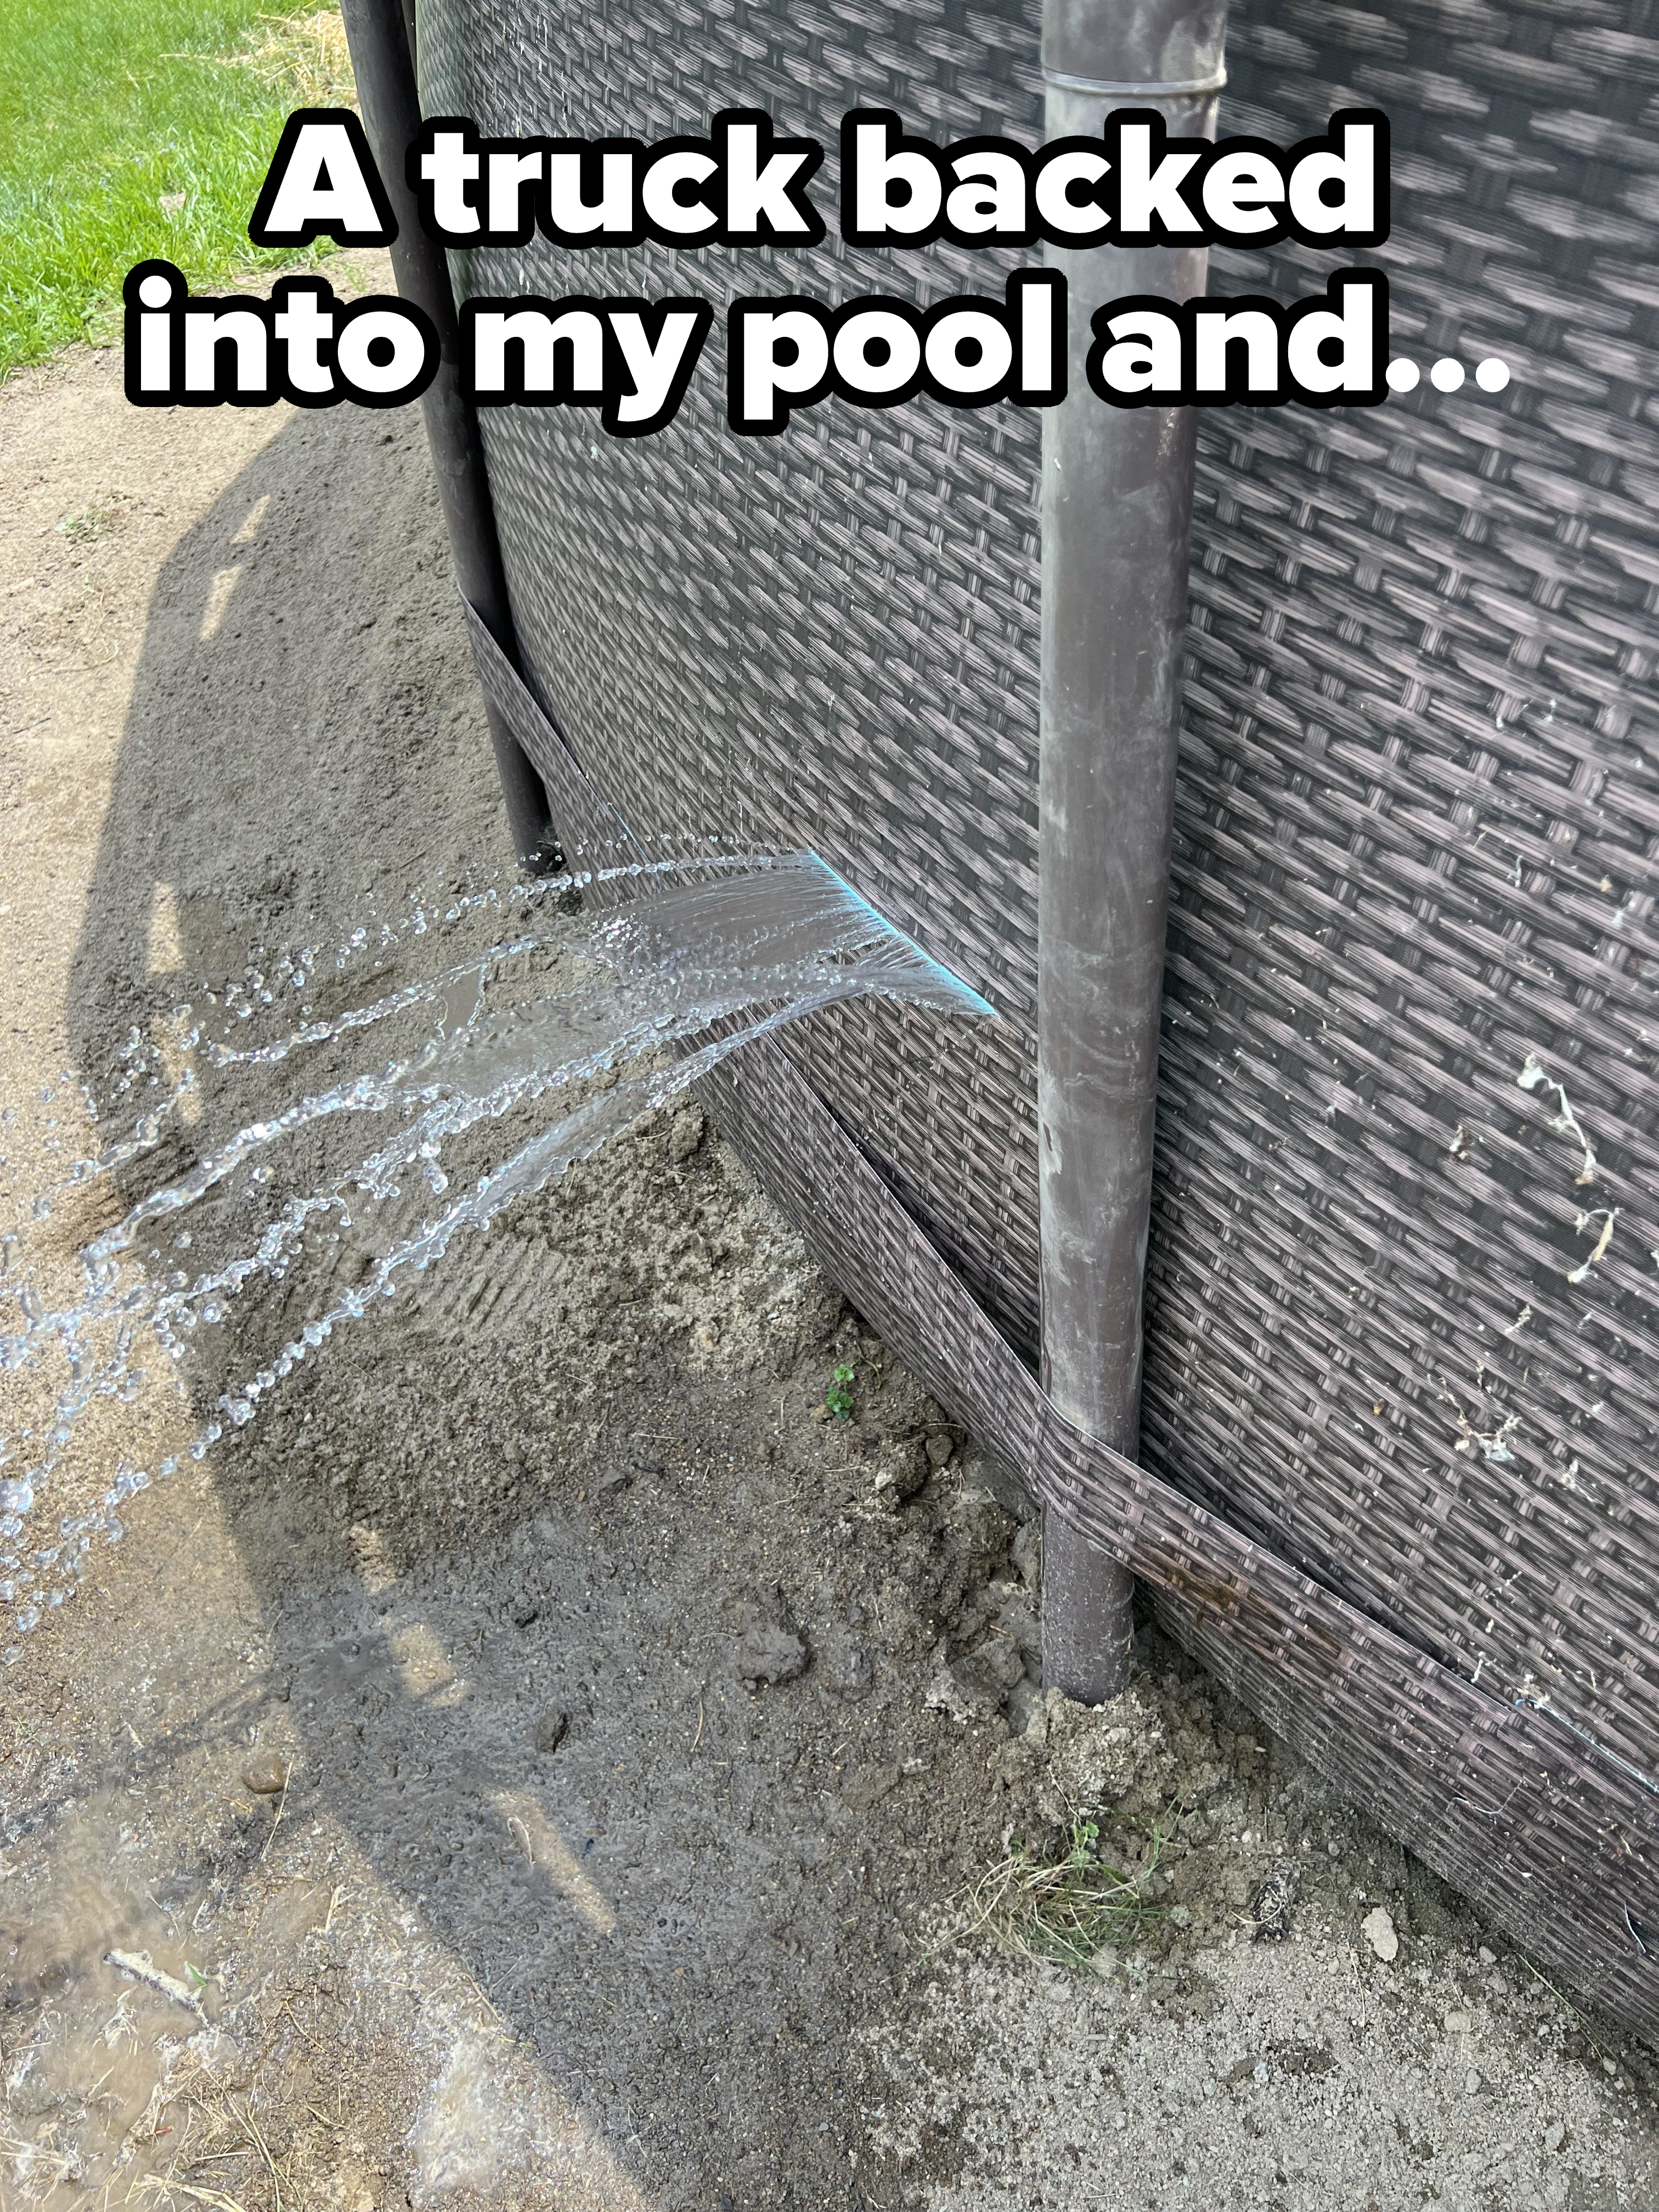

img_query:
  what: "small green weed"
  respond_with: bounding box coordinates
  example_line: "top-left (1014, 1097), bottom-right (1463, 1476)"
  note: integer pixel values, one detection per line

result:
top-left (57, 500), bottom-right (125, 544)
top-left (58, 509), bottom-right (109, 544)
top-left (944, 1803), bottom-right (1180, 1972)
top-left (824, 1360), bottom-right (856, 1420)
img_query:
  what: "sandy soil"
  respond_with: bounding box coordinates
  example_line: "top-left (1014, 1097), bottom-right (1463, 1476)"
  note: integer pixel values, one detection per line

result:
top-left (3, 274), bottom-right (1658, 2212)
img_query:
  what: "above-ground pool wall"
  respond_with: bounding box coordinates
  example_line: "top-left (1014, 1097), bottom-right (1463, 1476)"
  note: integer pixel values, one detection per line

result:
top-left (411, 0), bottom-right (1659, 2027)
top-left (417, 0), bottom-right (1053, 1353)
top-left (1158, 0), bottom-right (1659, 1793)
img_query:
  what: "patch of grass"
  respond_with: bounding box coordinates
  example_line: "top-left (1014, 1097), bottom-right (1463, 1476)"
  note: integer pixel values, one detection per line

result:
top-left (57, 500), bottom-right (126, 543)
top-left (946, 1805), bottom-right (1179, 1972)
top-left (0, 3), bottom-right (356, 381)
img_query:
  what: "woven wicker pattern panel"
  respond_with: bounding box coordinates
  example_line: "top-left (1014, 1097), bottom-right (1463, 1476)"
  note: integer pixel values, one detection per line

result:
top-left (457, 629), bottom-right (1659, 2039)
top-left (419, 0), bottom-right (1659, 1840)
top-left (1156, 0), bottom-right (1659, 1794)
top-left (419, 0), bottom-right (1050, 1345)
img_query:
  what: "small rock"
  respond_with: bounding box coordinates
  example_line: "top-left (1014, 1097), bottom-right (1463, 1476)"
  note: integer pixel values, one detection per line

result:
top-left (533, 1710), bottom-right (570, 1755)
top-left (1443, 2008), bottom-right (1472, 2035)
top-left (733, 1588), bottom-right (809, 1689)
top-left (242, 1756), bottom-right (289, 1797)
top-left (1090, 1945), bottom-right (1119, 1978)
top-left (668, 1107), bottom-right (706, 1164)
top-left (1543, 2121), bottom-right (1567, 2154)
top-left (1361, 1905), bottom-right (1400, 1962)
top-left (1464, 2067), bottom-right (1482, 2096)
top-left (924, 1432), bottom-right (954, 1470)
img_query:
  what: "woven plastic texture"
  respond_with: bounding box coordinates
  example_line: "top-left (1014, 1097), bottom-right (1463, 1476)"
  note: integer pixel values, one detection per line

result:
top-left (420, 0), bottom-right (1659, 2022)
top-left (465, 608), bottom-right (1659, 2042)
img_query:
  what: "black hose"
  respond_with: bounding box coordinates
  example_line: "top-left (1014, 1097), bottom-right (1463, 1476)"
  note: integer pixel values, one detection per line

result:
top-left (337, 0), bottom-right (556, 870)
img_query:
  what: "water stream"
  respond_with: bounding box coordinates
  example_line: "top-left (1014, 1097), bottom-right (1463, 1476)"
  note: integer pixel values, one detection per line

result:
top-left (0, 853), bottom-right (992, 1656)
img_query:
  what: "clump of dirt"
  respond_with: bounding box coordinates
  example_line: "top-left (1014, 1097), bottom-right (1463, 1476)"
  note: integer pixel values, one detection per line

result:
top-left (999, 1685), bottom-right (1185, 1838)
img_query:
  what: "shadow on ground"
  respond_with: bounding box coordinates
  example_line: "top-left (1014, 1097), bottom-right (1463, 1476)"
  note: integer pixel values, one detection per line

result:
top-left (51, 398), bottom-right (1006, 2212)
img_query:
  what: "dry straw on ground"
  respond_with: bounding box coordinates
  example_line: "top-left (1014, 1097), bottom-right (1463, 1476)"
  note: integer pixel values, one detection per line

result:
top-left (231, 9), bottom-right (357, 106)
top-left (940, 1807), bottom-right (1181, 1972)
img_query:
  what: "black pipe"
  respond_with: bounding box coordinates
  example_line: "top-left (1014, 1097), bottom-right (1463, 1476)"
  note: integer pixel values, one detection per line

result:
top-left (1037, 0), bottom-right (1229, 1702)
top-left (337, 0), bottom-right (555, 869)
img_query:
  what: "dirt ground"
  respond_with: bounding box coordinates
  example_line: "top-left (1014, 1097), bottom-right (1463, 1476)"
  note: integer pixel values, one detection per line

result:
top-left (3, 263), bottom-right (1658, 2212)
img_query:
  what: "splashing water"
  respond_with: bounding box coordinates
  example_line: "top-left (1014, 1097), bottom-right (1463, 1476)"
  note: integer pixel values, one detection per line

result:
top-left (0, 853), bottom-right (992, 1654)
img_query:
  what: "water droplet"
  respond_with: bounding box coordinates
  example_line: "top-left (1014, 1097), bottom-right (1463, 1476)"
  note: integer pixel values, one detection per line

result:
top-left (0, 854), bottom-right (988, 1620)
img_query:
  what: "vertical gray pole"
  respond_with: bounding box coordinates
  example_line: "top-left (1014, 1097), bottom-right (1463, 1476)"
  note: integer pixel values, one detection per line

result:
top-left (338, 0), bottom-right (555, 869)
top-left (1037, 0), bottom-right (1228, 1701)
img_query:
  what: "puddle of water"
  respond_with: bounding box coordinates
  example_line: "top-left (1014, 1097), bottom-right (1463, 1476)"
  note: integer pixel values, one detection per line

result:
top-left (0, 852), bottom-right (992, 1654)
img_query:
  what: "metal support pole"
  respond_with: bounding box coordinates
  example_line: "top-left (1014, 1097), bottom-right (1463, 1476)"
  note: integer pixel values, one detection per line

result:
top-left (338, 0), bottom-right (555, 869)
top-left (1037, 0), bottom-right (1228, 1701)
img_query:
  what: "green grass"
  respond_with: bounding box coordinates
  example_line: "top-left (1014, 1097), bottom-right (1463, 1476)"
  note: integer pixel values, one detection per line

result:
top-left (0, 2), bottom-right (356, 380)
top-left (940, 1806), bottom-right (1181, 1972)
